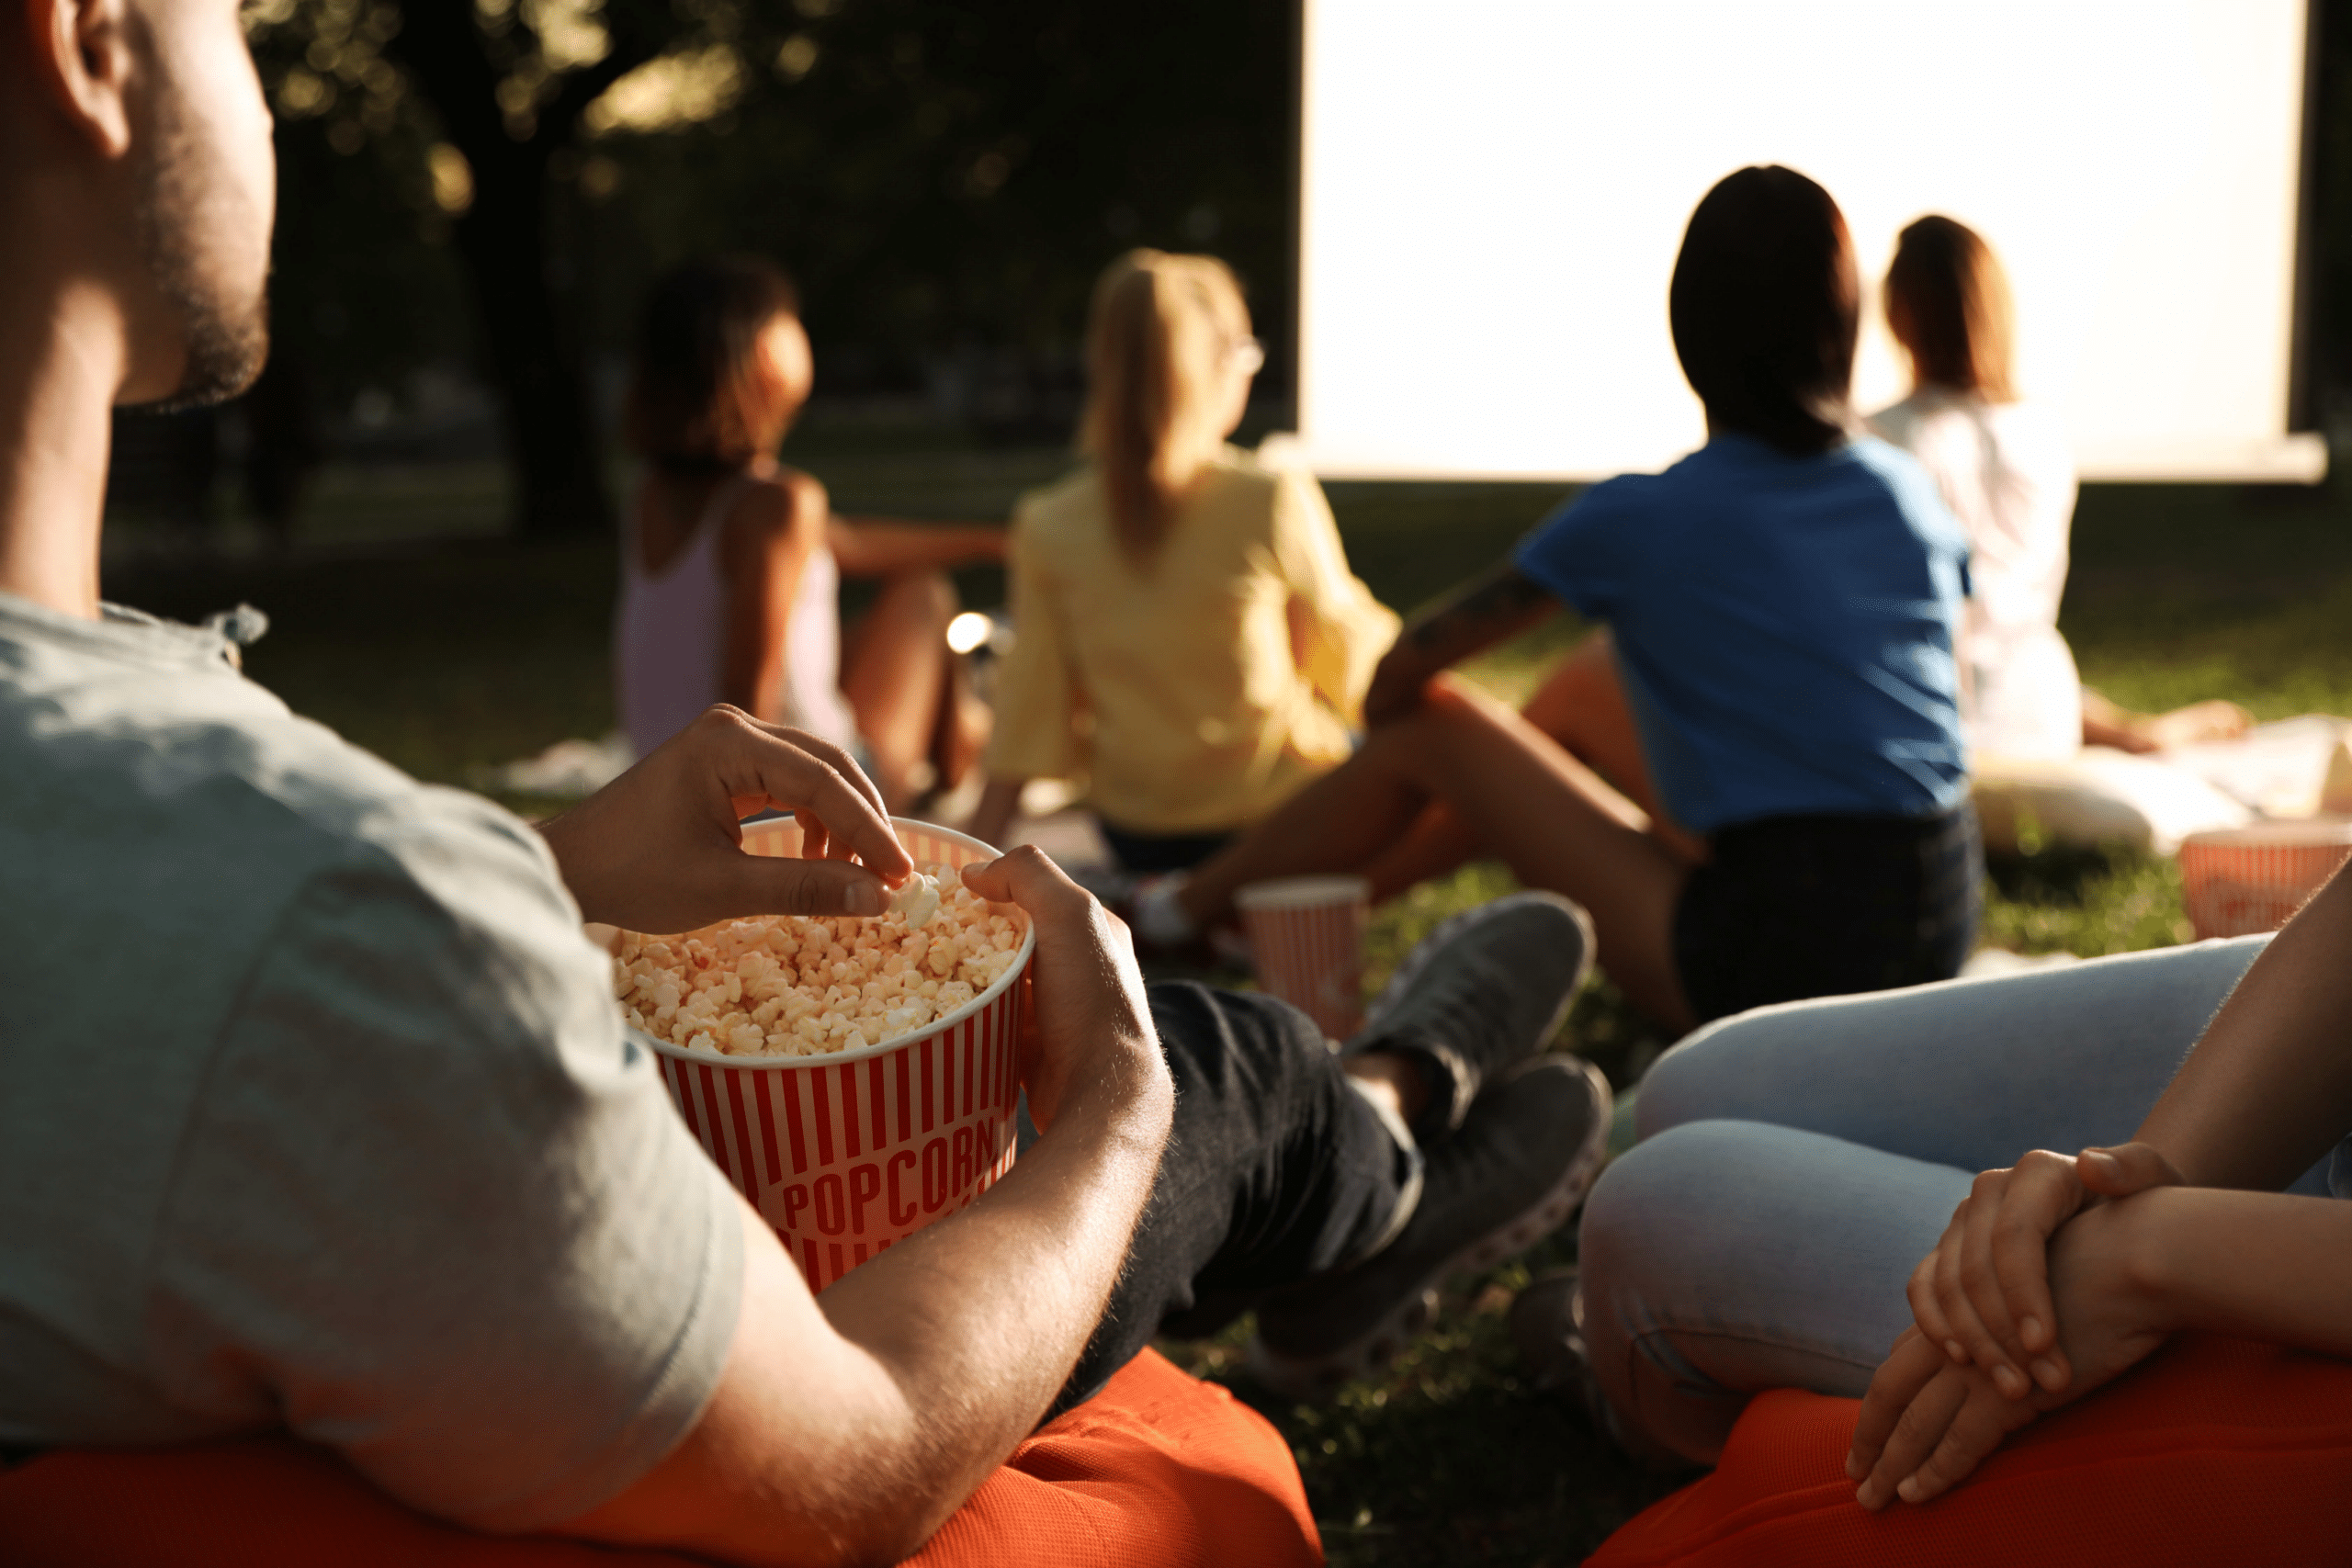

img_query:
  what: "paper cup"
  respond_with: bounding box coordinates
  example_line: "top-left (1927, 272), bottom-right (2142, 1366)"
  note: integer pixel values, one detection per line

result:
top-left (1235, 874), bottom-right (1370, 1041)
top-left (2178, 819), bottom-right (2352, 940)
top-left (628, 818), bottom-right (1032, 1293)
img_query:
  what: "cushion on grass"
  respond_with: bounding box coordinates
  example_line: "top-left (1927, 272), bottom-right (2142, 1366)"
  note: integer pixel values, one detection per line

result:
top-left (1972, 750), bottom-right (2250, 856)
top-left (0, 1348), bottom-right (1318, 1568)
top-left (1586, 1334), bottom-right (2352, 1568)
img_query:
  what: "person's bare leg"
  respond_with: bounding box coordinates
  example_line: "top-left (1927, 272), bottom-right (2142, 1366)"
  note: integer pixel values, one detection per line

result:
top-left (1519, 631), bottom-right (1659, 807)
top-left (1342, 1051), bottom-right (1430, 1128)
top-left (1182, 676), bottom-right (1696, 1029)
top-left (842, 570), bottom-right (956, 809)
top-left (1351, 803), bottom-right (1484, 904)
top-left (1356, 632), bottom-right (1702, 894)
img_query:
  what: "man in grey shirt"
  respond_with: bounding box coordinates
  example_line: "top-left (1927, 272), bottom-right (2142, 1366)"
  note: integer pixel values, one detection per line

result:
top-left (0, 4), bottom-right (1610, 1562)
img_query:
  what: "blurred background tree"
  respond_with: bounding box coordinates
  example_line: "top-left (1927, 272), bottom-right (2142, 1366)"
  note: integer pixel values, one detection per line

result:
top-left (236, 0), bottom-right (1295, 539)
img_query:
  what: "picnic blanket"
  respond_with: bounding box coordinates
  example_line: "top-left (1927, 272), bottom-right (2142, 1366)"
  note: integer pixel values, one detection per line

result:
top-left (0, 1348), bottom-right (1319, 1568)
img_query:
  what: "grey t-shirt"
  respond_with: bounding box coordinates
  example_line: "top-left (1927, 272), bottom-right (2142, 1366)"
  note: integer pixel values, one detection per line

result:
top-left (0, 592), bottom-right (743, 1530)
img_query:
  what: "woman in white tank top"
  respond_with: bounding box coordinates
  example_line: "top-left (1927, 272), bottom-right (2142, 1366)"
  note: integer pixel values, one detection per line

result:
top-left (614, 258), bottom-right (1005, 807)
top-left (1867, 216), bottom-right (2248, 759)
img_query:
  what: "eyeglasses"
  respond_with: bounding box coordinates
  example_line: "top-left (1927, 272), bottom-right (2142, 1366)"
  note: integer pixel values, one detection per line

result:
top-left (1228, 337), bottom-right (1266, 377)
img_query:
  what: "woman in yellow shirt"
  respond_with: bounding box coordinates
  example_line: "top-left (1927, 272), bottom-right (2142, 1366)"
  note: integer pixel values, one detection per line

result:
top-left (969, 251), bottom-right (1397, 872)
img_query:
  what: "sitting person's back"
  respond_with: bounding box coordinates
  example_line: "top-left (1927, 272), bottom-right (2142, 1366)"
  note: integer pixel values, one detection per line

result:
top-left (1870, 386), bottom-right (2076, 761)
top-left (1519, 429), bottom-right (1968, 833)
top-left (1868, 217), bottom-right (2080, 761)
top-left (996, 443), bottom-right (1392, 852)
top-left (616, 258), bottom-right (1004, 810)
top-left (1867, 215), bottom-right (2245, 761)
top-left (0, 596), bottom-right (728, 1523)
top-left (973, 252), bottom-right (1396, 872)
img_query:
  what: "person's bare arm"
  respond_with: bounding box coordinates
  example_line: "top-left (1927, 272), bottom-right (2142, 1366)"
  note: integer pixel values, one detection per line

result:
top-left (2081, 688), bottom-right (2252, 754)
top-left (555, 847), bottom-right (1174, 1567)
top-left (2133, 1186), bottom-right (2352, 1349)
top-left (1905, 864), bottom-right (2352, 1400)
top-left (968, 776), bottom-right (1025, 852)
top-left (2133, 867), bottom-right (2352, 1189)
top-left (1363, 562), bottom-right (1558, 725)
top-left (826, 516), bottom-right (1007, 577)
top-left (718, 475), bottom-right (825, 722)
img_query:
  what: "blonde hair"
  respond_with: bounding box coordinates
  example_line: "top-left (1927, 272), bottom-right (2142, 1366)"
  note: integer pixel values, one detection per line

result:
top-left (1883, 216), bottom-right (2017, 402)
top-left (1080, 250), bottom-right (1253, 562)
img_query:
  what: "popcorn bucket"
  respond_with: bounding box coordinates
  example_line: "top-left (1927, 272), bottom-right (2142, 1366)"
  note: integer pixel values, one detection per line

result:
top-left (628, 819), bottom-right (1032, 1293)
top-left (1235, 874), bottom-right (1370, 1042)
top-left (2177, 819), bottom-right (2352, 940)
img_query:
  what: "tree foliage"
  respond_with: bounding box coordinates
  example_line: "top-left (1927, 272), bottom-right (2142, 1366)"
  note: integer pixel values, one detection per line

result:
top-left (241, 0), bottom-right (1295, 536)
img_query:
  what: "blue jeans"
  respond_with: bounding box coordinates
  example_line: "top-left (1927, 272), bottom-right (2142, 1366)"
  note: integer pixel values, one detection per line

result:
top-left (1575, 935), bottom-right (2342, 1464)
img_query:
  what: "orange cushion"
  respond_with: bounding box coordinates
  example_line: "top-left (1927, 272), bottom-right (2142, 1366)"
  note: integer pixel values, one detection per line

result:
top-left (1587, 1334), bottom-right (2352, 1568)
top-left (0, 1348), bottom-right (1318, 1568)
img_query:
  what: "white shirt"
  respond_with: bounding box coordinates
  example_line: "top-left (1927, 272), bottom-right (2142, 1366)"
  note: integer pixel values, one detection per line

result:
top-left (1870, 388), bottom-right (2083, 761)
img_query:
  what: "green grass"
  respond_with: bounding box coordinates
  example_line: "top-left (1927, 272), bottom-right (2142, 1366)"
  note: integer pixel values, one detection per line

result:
top-left (96, 439), bottom-right (2352, 1566)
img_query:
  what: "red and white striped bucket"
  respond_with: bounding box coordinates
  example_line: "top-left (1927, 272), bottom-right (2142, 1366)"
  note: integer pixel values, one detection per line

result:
top-left (2177, 819), bottom-right (2352, 940)
top-left (1235, 874), bottom-right (1370, 1042)
top-left (629, 818), bottom-right (1031, 1293)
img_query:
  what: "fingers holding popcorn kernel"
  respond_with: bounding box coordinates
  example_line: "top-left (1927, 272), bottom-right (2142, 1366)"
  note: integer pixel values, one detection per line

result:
top-left (704, 716), bottom-right (906, 879)
top-left (541, 705), bottom-right (912, 932)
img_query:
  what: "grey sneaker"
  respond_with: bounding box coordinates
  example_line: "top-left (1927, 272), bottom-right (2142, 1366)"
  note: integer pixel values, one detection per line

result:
top-left (1347, 890), bottom-right (1596, 1141)
top-left (1247, 1055), bottom-right (1613, 1403)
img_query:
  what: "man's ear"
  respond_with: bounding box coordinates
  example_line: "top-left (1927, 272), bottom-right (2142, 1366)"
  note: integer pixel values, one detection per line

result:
top-left (19, 0), bottom-right (135, 159)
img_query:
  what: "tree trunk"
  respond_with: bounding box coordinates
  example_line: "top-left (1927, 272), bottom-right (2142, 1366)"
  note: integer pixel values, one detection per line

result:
top-left (449, 137), bottom-right (610, 539)
top-left (387, 0), bottom-right (665, 540)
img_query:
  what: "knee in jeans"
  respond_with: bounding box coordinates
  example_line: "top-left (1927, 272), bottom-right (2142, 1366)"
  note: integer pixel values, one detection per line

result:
top-left (1582, 1121), bottom-right (1757, 1269)
top-left (1629, 1019), bottom-right (1752, 1140)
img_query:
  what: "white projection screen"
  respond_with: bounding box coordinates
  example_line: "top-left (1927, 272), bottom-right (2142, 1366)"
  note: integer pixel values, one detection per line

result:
top-left (1293, 1), bottom-right (2324, 483)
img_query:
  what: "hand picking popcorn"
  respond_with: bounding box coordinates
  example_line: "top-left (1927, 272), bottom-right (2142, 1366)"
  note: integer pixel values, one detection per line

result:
top-left (615, 862), bottom-right (1027, 1056)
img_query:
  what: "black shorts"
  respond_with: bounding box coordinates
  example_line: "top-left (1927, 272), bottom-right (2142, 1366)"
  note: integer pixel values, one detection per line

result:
top-left (1099, 822), bottom-right (1238, 874)
top-left (1672, 803), bottom-right (1982, 1025)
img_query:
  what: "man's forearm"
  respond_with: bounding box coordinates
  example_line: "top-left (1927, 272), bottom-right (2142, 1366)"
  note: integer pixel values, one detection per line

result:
top-left (577, 1060), bottom-right (1173, 1568)
top-left (2136, 867), bottom-right (2352, 1190)
top-left (812, 1052), bottom-right (1172, 1547)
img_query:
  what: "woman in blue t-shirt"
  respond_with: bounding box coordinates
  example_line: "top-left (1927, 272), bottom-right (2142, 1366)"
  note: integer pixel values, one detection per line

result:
top-left (1140, 165), bottom-right (1978, 1032)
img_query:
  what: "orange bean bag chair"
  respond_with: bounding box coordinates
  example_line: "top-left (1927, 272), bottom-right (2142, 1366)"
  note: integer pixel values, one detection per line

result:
top-left (0, 1348), bottom-right (1318, 1568)
top-left (1588, 1334), bottom-right (2352, 1568)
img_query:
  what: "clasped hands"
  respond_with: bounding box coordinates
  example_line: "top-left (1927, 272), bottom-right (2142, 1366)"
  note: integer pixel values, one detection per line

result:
top-left (1846, 1142), bottom-right (2188, 1510)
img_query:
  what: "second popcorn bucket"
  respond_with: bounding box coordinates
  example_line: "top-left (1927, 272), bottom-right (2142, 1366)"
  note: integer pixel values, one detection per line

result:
top-left (623, 818), bottom-right (1035, 1293)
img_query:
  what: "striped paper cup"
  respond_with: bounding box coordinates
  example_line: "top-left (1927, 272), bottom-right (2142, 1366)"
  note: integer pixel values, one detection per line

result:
top-left (1235, 874), bottom-right (1370, 1042)
top-left (2178, 819), bottom-right (2352, 940)
top-left (628, 818), bottom-right (1032, 1293)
